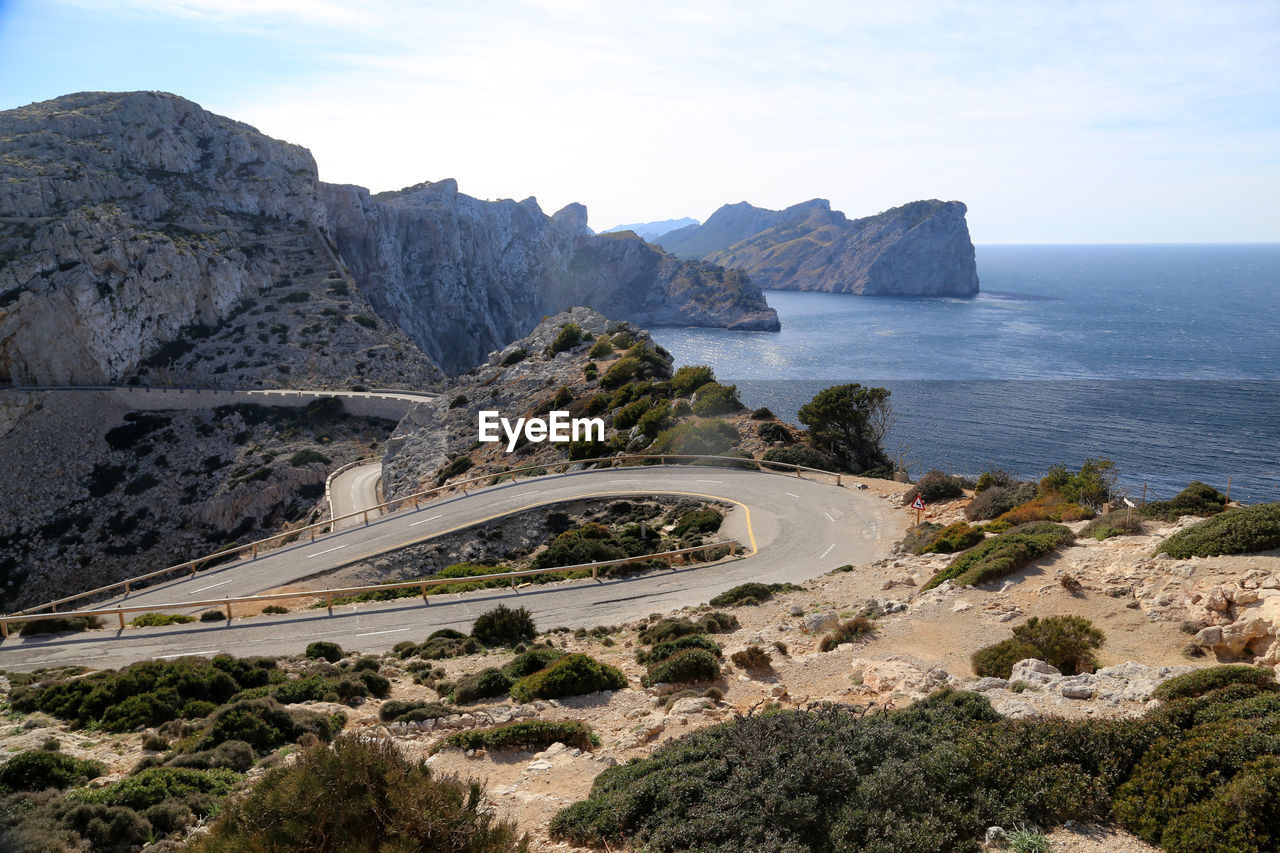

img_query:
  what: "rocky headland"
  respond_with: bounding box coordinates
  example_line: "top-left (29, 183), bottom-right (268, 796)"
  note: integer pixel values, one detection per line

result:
top-left (658, 197), bottom-right (980, 296)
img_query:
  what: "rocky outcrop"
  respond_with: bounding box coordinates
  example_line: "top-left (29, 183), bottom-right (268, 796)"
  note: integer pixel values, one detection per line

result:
top-left (0, 91), bottom-right (441, 388)
top-left (602, 217), bottom-right (698, 242)
top-left (0, 91), bottom-right (777, 387)
top-left (657, 198), bottom-right (979, 297)
top-left (322, 182), bottom-right (778, 374)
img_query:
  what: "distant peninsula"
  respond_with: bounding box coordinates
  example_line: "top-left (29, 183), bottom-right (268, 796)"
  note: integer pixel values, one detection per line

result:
top-left (657, 198), bottom-right (980, 297)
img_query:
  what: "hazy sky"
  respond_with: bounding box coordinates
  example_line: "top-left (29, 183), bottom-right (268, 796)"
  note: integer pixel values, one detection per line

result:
top-left (2, 0), bottom-right (1277, 242)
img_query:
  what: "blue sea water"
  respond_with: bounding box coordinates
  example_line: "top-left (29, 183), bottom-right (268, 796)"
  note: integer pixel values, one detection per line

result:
top-left (651, 245), bottom-right (1280, 503)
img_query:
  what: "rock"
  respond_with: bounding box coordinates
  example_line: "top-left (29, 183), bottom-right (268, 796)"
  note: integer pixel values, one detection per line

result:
top-left (985, 827), bottom-right (1007, 845)
top-left (803, 610), bottom-right (840, 634)
top-left (525, 759), bottom-right (554, 771)
top-left (952, 600), bottom-right (973, 612)
top-left (969, 677), bottom-right (1009, 692)
top-left (1009, 659), bottom-right (1061, 686)
top-left (789, 605), bottom-right (805, 617)
top-left (1234, 589), bottom-right (1260, 605)
top-left (1060, 682), bottom-right (1095, 700)
top-left (1195, 626), bottom-right (1223, 647)
top-left (667, 697), bottom-right (713, 716)
top-left (657, 199), bottom-right (979, 297)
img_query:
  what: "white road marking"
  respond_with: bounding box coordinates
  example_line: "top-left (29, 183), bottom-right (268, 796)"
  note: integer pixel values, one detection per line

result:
top-left (308, 544), bottom-right (350, 558)
top-left (820, 543), bottom-right (836, 559)
top-left (356, 627), bottom-right (412, 637)
top-left (410, 514), bottom-right (443, 527)
top-left (696, 479), bottom-right (723, 484)
top-left (824, 512), bottom-right (834, 522)
top-left (158, 649), bottom-right (220, 659)
top-left (188, 579), bottom-right (232, 595)
top-left (786, 492), bottom-right (800, 498)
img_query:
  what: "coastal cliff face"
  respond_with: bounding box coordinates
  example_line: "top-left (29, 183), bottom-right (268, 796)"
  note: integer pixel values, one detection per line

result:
top-left (323, 182), bottom-right (778, 374)
top-left (0, 90), bottom-right (777, 387)
top-left (658, 198), bottom-right (980, 297)
top-left (0, 91), bottom-right (440, 388)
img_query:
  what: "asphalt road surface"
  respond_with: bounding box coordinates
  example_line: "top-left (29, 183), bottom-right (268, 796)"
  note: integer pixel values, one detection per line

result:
top-left (329, 462), bottom-right (385, 530)
top-left (0, 466), bottom-right (906, 672)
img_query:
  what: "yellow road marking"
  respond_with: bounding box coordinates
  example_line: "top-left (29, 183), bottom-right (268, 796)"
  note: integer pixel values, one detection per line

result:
top-left (319, 490), bottom-right (758, 570)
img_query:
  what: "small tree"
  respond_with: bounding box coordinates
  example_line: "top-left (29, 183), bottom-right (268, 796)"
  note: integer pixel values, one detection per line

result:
top-left (797, 383), bottom-right (892, 474)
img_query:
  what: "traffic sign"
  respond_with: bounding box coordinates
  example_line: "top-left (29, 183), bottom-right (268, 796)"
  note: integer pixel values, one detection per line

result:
top-left (911, 495), bottom-right (925, 510)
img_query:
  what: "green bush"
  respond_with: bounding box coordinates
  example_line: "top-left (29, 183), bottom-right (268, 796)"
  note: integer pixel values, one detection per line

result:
top-left (914, 522), bottom-right (985, 555)
top-left (1080, 509), bottom-right (1145, 540)
top-left (304, 641), bottom-right (343, 663)
top-left (79, 766), bottom-right (241, 811)
top-left (972, 616), bottom-right (1106, 678)
top-left (0, 751), bottom-right (106, 791)
top-left (965, 483), bottom-right (1036, 521)
top-left (547, 323), bottom-right (583, 356)
top-left (166, 740), bottom-right (255, 773)
top-left (638, 611), bottom-right (738, 644)
top-left (472, 604), bottom-right (537, 646)
top-left (614, 396), bottom-right (654, 430)
top-left (200, 608), bottom-right (227, 622)
top-left (263, 605), bottom-right (289, 614)
top-left (288, 449), bottom-right (331, 467)
top-left (452, 668), bottom-right (513, 704)
top-left (379, 700), bottom-right (453, 723)
top-left (1038, 458), bottom-right (1117, 505)
top-left (923, 524), bottom-right (1075, 589)
top-left (642, 648), bottom-right (721, 687)
top-left (650, 419), bottom-right (739, 456)
top-left (637, 634), bottom-right (723, 665)
top-left (1140, 480), bottom-right (1228, 521)
top-left (501, 347), bottom-right (529, 366)
top-left (671, 365), bottom-right (715, 397)
top-left (756, 422), bottom-right (791, 444)
top-left (1151, 665), bottom-right (1279, 701)
top-left (510, 654), bottom-right (627, 702)
top-left (600, 356), bottom-right (641, 389)
top-left (438, 720), bottom-right (596, 754)
top-left (708, 582), bottom-right (801, 607)
top-left (636, 402), bottom-right (672, 440)
top-left (192, 737), bottom-right (527, 852)
top-left (904, 470), bottom-right (965, 504)
top-left (436, 455), bottom-right (474, 485)
top-left (690, 382), bottom-right (743, 416)
top-left (761, 446), bottom-right (840, 472)
top-left (501, 648), bottom-right (564, 679)
top-left (587, 338), bottom-right (614, 359)
top-left (18, 615), bottom-right (102, 636)
top-left (131, 612), bottom-right (196, 627)
top-left (198, 698), bottom-right (343, 753)
top-left (670, 507), bottom-right (724, 537)
top-left (819, 618), bottom-right (873, 652)
top-left (1156, 503), bottom-right (1280, 559)
top-left (971, 639), bottom-right (1044, 679)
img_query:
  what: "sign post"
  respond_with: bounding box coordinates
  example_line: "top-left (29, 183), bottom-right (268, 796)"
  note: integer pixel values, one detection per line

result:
top-left (911, 494), bottom-right (925, 525)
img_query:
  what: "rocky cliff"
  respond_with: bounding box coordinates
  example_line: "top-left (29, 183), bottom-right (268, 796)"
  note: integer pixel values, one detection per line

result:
top-left (323, 182), bottom-right (778, 374)
top-left (657, 198), bottom-right (980, 297)
top-left (0, 91), bottom-right (777, 387)
top-left (0, 91), bottom-right (441, 389)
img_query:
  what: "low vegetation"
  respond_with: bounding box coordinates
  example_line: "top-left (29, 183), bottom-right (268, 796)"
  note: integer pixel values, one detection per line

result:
top-left (509, 653), bottom-right (627, 702)
top-left (130, 612), bottom-right (196, 627)
top-left (471, 604), bottom-right (538, 647)
top-left (1140, 480), bottom-right (1229, 521)
top-left (437, 720), bottom-right (597, 754)
top-left (819, 617), bottom-right (873, 652)
top-left (551, 670), bottom-right (1280, 853)
top-left (904, 469), bottom-right (965, 504)
top-left (708, 581), bottom-right (801, 607)
top-left (1155, 503), bottom-right (1280, 558)
top-left (972, 615), bottom-right (1106, 678)
top-left (923, 522), bottom-right (1075, 589)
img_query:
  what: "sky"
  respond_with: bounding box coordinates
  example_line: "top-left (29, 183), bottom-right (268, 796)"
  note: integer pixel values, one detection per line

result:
top-left (1, 0), bottom-right (1277, 243)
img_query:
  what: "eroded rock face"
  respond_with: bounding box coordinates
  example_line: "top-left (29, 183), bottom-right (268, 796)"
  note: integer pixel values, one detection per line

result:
top-left (657, 198), bottom-right (980, 297)
top-left (322, 181), bottom-right (779, 374)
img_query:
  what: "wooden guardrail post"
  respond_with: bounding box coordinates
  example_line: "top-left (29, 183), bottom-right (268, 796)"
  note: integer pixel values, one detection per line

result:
top-left (363, 509), bottom-right (369, 526)
top-left (326, 593), bottom-right (333, 615)
top-left (116, 608), bottom-right (125, 630)
top-left (836, 474), bottom-right (842, 486)
top-left (592, 563), bottom-right (599, 581)
top-left (0, 619), bottom-right (8, 639)
top-left (420, 583), bottom-right (428, 603)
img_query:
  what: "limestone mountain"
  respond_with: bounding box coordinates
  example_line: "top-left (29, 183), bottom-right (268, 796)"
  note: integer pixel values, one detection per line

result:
top-left (602, 217), bottom-right (698, 242)
top-left (0, 91), bottom-right (777, 387)
top-left (657, 198), bottom-right (980, 297)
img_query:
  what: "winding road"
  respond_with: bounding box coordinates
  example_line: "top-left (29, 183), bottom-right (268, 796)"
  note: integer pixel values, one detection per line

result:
top-left (329, 462), bottom-right (385, 530)
top-left (0, 465), bottom-right (906, 672)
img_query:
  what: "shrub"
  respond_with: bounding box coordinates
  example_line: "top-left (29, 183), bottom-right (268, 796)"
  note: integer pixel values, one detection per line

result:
top-left (501, 347), bottom-right (529, 366)
top-left (614, 396), bottom-right (654, 430)
top-left (756, 422), bottom-right (791, 444)
top-left (671, 365), bottom-right (715, 397)
top-left (761, 446), bottom-right (840, 472)
top-left (600, 356), bottom-right (641, 389)
top-left (501, 648), bottom-right (564, 679)
top-left (914, 522), bottom-right (985, 555)
top-left (428, 627), bottom-right (468, 641)
top-left (379, 700), bottom-right (453, 723)
top-left (305, 641), bottom-right (343, 663)
top-left (510, 654), bottom-right (627, 702)
top-left (587, 337), bottom-right (614, 359)
top-left (1151, 665), bottom-right (1279, 701)
top-left (166, 740), bottom-right (255, 772)
top-left (637, 634), bottom-right (723, 665)
top-left (439, 720), bottom-right (596, 754)
top-left (669, 507), bottom-right (723, 537)
top-left (436, 455), bottom-right (474, 484)
top-left (0, 751), bottom-right (106, 791)
top-left (1038, 458), bottom-right (1116, 506)
top-left (17, 615), bottom-right (102, 635)
top-left (708, 582), bottom-right (801, 607)
top-left (263, 605), bottom-right (288, 614)
top-left (472, 604), bottom-right (537, 646)
top-left (1140, 480), bottom-right (1229, 521)
top-left (547, 323), bottom-right (583, 356)
top-left (79, 766), bottom-right (240, 811)
top-left (975, 469), bottom-right (1019, 494)
top-left (1080, 509), bottom-right (1144, 540)
top-left (639, 612), bottom-right (738, 644)
top-left (359, 670), bottom-right (391, 698)
top-left (642, 648), bottom-right (721, 687)
top-left (650, 420), bottom-right (739, 456)
top-left (199, 698), bottom-right (342, 753)
top-left (730, 645), bottom-right (772, 670)
top-left (903, 470), bottom-right (965, 505)
top-left (819, 618), bottom-right (873, 652)
top-left (131, 612), bottom-right (196, 627)
top-left (1156, 503), bottom-right (1280, 559)
top-left (972, 615), bottom-right (1106, 678)
top-left (997, 495), bottom-right (1096, 525)
top-left (965, 483), bottom-right (1036, 521)
top-left (452, 668), bottom-right (513, 704)
top-left (971, 639), bottom-right (1044, 679)
top-left (923, 524), bottom-right (1074, 589)
top-left (636, 402), bottom-right (672, 440)
top-left (192, 737), bottom-right (527, 852)
top-left (288, 449), bottom-right (331, 467)
top-left (200, 608), bottom-right (227, 622)
top-left (690, 382), bottom-right (743, 416)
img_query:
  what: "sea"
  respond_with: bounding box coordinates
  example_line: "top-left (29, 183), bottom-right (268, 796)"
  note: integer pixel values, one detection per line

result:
top-left (650, 244), bottom-right (1280, 504)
